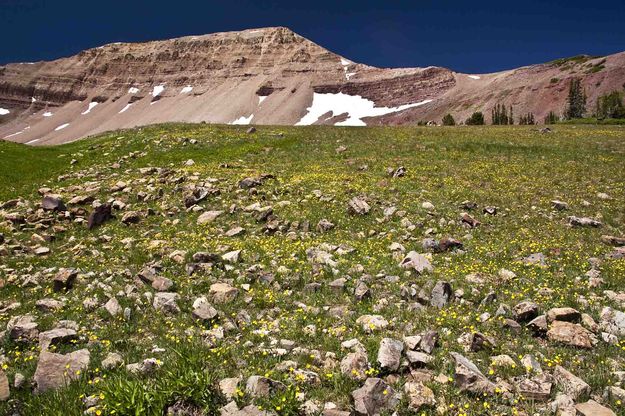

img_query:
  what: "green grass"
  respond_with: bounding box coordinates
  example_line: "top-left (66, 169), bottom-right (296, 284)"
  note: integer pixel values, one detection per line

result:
top-left (0, 124), bottom-right (624, 415)
top-left (557, 117), bottom-right (625, 125)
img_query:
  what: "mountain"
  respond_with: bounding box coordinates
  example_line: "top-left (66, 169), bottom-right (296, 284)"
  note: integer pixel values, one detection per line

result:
top-left (0, 26), bottom-right (624, 145)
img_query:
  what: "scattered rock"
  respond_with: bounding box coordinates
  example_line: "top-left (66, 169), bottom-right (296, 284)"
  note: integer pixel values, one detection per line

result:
top-left (527, 315), bottom-right (548, 336)
top-left (515, 374), bottom-right (552, 401)
top-left (547, 321), bottom-right (597, 349)
top-left (121, 211), bottom-right (141, 225)
top-left (42, 194), bottom-right (66, 212)
top-left (406, 351), bottom-right (433, 368)
top-left (192, 302), bottom-right (218, 322)
top-left (102, 352), bottom-right (124, 370)
top-left (461, 213), bottom-right (480, 228)
top-left (153, 292), bottom-right (180, 314)
top-left (356, 315), bottom-right (388, 333)
top-left (523, 252), bottom-right (546, 266)
top-left (53, 268), bottom-right (78, 292)
top-left (514, 301), bottom-right (539, 322)
top-left (553, 365), bottom-right (590, 400)
top-left (317, 219), bottom-right (335, 233)
top-left (575, 400), bottom-right (616, 416)
top-left (340, 352), bottom-right (369, 381)
top-left (600, 307), bottom-right (625, 336)
top-left (34, 349), bottom-right (90, 393)
top-left (399, 251), bottom-right (433, 274)
top-left (348, 197), bottom-right (370, 215)
top-left (197, 210), bottom-right (224, 225)
top-left (377, 338), bottom-right (403, 372)
top-left (547, 307), bottom-right (581, 323)
top-left (7, 314), bottom-right (39, 342)
top-left (568, 216), bottom-right (602, 227)
top-left (0, 370), bottom-right (8, 401)
top-left (551, 200), bottom-right (568, 210)
top-left (210, 283), bottom-right (238, 304)
top-left (601, 235), bottom-right (625, 246)
top-left (404, 381), bottom-right (435, 411)
top-left (39, 328), bottom-right (78, 351)
top-left (87, 203), bottom-right (112, 229)
top-left (430, 281), bottom-right (453, 308)
top-left (449, 352), bottom-right (495, 394)
top-left (351, 378), bottom-right (399, 416)
top-left (219, 377), bottom-right (241, 400)
top-left (245, 375), bottom-right (285, 398)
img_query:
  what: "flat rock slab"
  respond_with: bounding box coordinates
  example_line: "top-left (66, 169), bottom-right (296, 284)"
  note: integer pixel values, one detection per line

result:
top-left (34, 349), bottom-right (90, 393)
top-left (547, 321), bottom-right (597, 348)
top-left (553, 365), bottom-right (589, 400)
top-left (575, 400), bottom-right (616, 416)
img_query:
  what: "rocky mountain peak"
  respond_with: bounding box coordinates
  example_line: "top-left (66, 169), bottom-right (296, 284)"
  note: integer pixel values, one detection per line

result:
top-left (0, 28), bottom-right (624, 145)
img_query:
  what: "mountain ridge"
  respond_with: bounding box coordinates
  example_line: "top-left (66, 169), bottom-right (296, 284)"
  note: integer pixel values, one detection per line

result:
top-left (1, 26), bottom-right (624, 144)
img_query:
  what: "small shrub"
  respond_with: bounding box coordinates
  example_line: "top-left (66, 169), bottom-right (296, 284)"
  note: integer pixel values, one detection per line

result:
top-left (442, 114), bottom-right (456, 126)
top-left (465, 111), bottom-right (485, 125)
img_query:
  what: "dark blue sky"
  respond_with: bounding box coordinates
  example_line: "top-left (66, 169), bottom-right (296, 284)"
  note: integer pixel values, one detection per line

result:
top-left (1, 0), bottom-right (624, 73)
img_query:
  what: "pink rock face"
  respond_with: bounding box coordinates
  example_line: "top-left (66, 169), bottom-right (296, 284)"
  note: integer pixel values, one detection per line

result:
top-left (1, 26), bottom-right (624, 145)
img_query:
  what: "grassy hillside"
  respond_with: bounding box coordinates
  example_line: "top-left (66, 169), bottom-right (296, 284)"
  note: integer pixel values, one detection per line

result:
top-left (0, 124), bottom-right (624, 415)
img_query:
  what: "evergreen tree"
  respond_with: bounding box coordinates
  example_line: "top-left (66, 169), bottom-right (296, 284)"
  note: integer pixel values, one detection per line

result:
top-left (565, 78), bottom-right (586, 119)
top-left (491, 103), bottom-right (514, 125)
top-left (519, 113), bottom-right (535, 125)
top-left (544, 111), bottom-right (559, 124)
top-left (442, 114), bottom-right (456, 126)
top-left (596, 90), bottom-right (625, 119)
top-left (466, 112), bottom-right (485, 125)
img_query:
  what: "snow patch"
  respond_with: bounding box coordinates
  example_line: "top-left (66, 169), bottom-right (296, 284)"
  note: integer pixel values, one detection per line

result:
top-left (43, 112), bottom-right (53, 117)
top-left (7, 126), bottom-right (32, 138)
top-left (54, 123), bottom-right (69, 131)
top-left (231, 114), bottom-right (254, 125)
top-left (468, 75), bottom-right (481, 80)
top-left (26, 139), bottom-right (40, 145)
top-left (296, 92), bottom-right (433, 127)
top-left (180, 86), bottom-right (193, 94)
top-left (81, 102), bottom-right (98, 115)
top-left (152, 85), bottom-right (165, 97)
top-left (3, 131), bottom-right (23, 139)
top-left (128, 87), bottom-right (139, 94)
top-left (258, 96), bottom-right (267, 105)
top-left (0, 108), bottom-right (9, 115)
top-left (119, 104), bottom-right (132, 113)
top-left (340, 58), bottom-right (356, 81)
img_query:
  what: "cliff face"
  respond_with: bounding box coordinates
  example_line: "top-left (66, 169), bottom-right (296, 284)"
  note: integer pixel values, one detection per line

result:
top-left (1, 27), bottom-right (624, 144)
